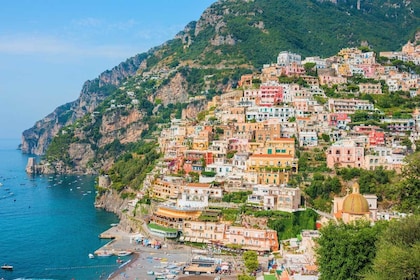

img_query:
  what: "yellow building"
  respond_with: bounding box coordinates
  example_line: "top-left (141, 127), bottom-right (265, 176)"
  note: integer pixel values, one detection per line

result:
top-left (256, 170), bottom-right (291, 184)
top-left (247, 154), bottom-right (298, 173)
top-left (265, 138), bottom-right (295, 156)
top-left (150, 205), bottom-right (202, 230)
top-left (333, 182), bottom-right (377, 224)
top-left (337, 63), bottom-right (352, 77)
top-left (152, 178), bottom-right (183, 200)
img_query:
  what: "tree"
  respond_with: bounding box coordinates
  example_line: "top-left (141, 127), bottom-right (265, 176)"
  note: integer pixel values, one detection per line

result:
top-left (304, 62), bottom-right (317, 76)
top-left (364, 215), bottom-right (420, 280)
top-left (243, 251), bottom-right (259, 274)
top-left (316, 221), bottom-right (385, 280)
top-left (393, 152), bottom-right (420, 213)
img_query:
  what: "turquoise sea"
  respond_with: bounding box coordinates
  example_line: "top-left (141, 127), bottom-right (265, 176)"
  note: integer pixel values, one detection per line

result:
top-left (0, 139), bottom-right (123, 280)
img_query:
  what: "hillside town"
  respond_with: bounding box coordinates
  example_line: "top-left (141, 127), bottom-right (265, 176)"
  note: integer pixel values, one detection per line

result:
top-left (96, 38), bottom-right (420, 280)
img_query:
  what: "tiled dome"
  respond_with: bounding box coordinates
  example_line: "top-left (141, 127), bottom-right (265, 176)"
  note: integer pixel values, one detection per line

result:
top-left (342, 182), bottom-right (369, 214)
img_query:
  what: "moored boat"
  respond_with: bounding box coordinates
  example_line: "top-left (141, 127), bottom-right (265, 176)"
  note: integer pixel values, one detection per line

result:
top-left (116, 250), bottom-right (132, 257)
top-left (96, 250), bottom-right (113, 257)
top-left (1, 264), bottom-right (13, 270)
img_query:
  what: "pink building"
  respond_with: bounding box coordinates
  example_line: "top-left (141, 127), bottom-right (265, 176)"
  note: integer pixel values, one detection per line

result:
top-left (227, 226), bottom-right (279, 252)
top-left (260, 83), bottom-right (283, 105)
top-left (319, 74), bottom-right (347, 86)
top-left (359, 64), bottom-right (377, 78)
top-left (243, 82), bottom-right (283, 106)
top-left (326, 139), bottom-right (365, 169)
top-left (353, 125), bottom-right (385, 147)
top-left (284, 62), bottom-right (305, 76)
top-left (293, 99), bottom-right (309, 112)
top-left (328, 113), bottom-right (350, 128)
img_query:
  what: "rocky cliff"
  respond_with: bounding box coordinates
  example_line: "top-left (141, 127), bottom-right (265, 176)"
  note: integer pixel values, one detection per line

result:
top-left (95, 190), bottom-right (152, 234)
top-left (21, 53), bottom-right (148, 155)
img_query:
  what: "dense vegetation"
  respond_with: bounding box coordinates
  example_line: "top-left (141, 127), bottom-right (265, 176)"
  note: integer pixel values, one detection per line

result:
top-left (106, 141), bottom-right (161, 192)
top-left (364, 215), bottom-right (420, 280)
top-left (317, 215), bottom-right (420, 280)
top-left (248, 209), bottom-right (318, 240)
top-left (317, 220), bottom-right (386, 280)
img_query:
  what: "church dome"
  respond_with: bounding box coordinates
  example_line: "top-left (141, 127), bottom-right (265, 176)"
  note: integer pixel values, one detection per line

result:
top-left (342, 183), bottom-right (370, 214)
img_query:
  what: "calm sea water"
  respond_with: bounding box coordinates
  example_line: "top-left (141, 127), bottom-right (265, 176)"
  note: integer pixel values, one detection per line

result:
top-left (0, 139), bottom-right (122, 280)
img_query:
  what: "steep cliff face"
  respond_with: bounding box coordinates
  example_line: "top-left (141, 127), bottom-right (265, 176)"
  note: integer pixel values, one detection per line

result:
top-left (95, 190), bottom-right (151, 233)
top-left (98, 110), bottom-right (147, 146)
top-left (182, 100), bottom-right (208, 120)
top-left (21, 54), bottom-right (148, 155)
top-left (152, 73), bottom-right (189, 105)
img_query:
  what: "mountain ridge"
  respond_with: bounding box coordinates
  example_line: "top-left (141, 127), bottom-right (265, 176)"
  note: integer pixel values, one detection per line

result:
top-left (21, 0), bottom-right (419, 174)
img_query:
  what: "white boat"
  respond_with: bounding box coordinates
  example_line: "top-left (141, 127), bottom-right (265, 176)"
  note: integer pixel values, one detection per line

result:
top-left (116, 250), bottom-right (132, 256)
top-left (88, 253), bottom-right (94, 259)
top-left (96, 251), bottom-right (113, 257)
top-left (1, 264), bottom-right (13, 270)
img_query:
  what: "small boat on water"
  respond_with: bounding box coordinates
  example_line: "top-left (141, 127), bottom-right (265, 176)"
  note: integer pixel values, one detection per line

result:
top-left (96, 251), bottom-right (113, 257)
top-left (1, 264), bottom-right (13, 270)
top-left (88, 253), bottom-right (94, 259)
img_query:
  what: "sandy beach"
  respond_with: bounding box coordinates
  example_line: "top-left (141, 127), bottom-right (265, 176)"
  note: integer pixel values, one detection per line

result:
top-left (109, 246), bottom-right (191, 280)
top-left (96, 226), bottom-right (243, 280)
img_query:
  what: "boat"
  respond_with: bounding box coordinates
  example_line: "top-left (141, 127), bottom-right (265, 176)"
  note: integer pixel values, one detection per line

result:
top-left (88, 253), bottom-right (94, 259)
top-left (116, 250), bottom-right (132, 257)
top-left (96, 251), bottom-right (113, 257)
top-left (1, 264), bottom-right (13, 270)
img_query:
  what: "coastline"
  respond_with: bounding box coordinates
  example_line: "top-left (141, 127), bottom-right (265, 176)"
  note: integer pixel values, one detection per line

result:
top-left (97, 225), bottom-right (244, 280)
top-left (107, 252), bottom-right (140, 279)
top-left (97, 225), bottom-right (192, 280)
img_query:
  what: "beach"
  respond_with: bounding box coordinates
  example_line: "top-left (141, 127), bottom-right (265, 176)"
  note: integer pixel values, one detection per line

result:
top-left (96, 226), bottom-right (243, 280)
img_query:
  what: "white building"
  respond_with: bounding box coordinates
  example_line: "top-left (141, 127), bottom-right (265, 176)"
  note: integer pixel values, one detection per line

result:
top-left (277, 51), bottom-right (302, 66)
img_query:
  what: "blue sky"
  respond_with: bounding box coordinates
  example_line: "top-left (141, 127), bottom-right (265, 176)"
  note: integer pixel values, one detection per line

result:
top-left (0, 0), bottom-right (215, 140)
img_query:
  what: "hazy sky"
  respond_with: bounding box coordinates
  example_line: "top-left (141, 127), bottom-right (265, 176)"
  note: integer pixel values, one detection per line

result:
top-left (0, 0), bottom-right (215, 140)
